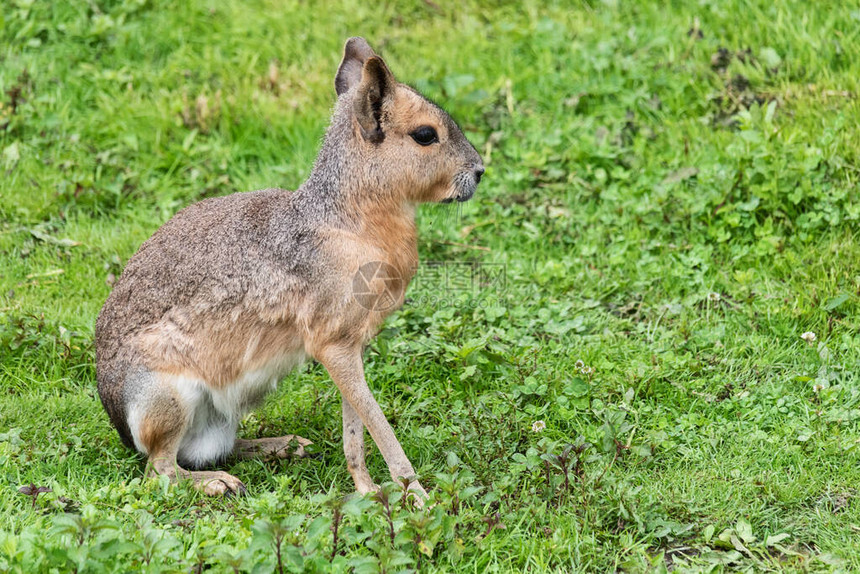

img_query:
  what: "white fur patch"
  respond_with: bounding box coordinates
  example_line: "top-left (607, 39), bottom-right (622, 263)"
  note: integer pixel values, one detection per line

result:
top-left (210, 350), bottom-right (306, 420)
top-left (127, 402), bottom-right (148, 455)
top-left (126, 350), bottom-right (307, 467)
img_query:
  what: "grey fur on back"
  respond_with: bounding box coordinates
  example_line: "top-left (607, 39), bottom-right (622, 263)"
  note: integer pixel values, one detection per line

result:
top-left (95, 92), bottom-right (364, 445)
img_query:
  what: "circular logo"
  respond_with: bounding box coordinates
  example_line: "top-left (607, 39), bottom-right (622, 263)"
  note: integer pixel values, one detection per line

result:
top-left (352, 261), bottom-right (402, 311)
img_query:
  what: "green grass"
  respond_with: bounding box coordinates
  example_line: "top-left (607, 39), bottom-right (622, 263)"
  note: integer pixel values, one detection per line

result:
top-left (2, 0), bottom-right (860, 571)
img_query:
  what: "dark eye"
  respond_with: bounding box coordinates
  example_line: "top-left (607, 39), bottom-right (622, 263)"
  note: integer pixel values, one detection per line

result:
top-left (410, 126), bottom-right (438, 146)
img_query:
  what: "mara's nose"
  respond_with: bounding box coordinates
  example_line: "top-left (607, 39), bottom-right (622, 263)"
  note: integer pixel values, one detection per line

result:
top-left (474, 165), bottom-right (485, 184)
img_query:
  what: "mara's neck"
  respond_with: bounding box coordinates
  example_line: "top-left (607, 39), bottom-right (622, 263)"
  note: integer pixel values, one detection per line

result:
top-left (295, 101), bottom-right (418, 241)
top-left (291, 101), bottom-right (420, 284)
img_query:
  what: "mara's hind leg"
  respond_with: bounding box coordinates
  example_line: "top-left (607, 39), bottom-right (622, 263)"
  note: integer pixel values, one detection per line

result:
top-left (233, 436), bottom-right (313, 460)
top-left (128, 373), bottom-right (246, 496)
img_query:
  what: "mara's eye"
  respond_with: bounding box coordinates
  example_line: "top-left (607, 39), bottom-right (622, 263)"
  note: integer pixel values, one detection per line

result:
top-left (410, 126), bottom-right (438, 146)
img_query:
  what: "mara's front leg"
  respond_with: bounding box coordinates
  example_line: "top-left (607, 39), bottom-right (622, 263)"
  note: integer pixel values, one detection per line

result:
top-left (315, 344), bottom-right (427, 502)
top-left (342, 397), bottom-right (378, 494)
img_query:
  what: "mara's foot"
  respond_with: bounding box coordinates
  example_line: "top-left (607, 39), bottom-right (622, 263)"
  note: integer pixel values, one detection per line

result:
top-left (233, 435), bottom-right (312, 461)
top-left (355, 480), bottom-right (380, 496)
top-left (188, 470), bottom-right (248, 496)
top-left (404, 481), bottom-right (428, 507)
top-left (150, 462), bottom-right (247, 497)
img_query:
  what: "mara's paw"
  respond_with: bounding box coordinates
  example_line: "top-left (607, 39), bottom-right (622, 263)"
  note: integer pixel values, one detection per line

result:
top-left (355, 481), bottom-right (380, 496)
top-left (192, 471), bottom-right (247, 496)
top-left (234, 435), bottom-right (313, 461)
top-left (404, 481), bottom-right (428, 508)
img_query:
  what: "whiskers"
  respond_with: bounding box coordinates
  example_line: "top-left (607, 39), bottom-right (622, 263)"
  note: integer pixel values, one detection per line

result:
top-left (428, 176), bottom-right (472, 229)
top-left (426, 194), bottom-right (459, 228)
top-left (440, 198), bottom-right (462, 228)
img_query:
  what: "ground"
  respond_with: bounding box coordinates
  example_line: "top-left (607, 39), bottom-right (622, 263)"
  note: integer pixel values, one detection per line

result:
top-left (1, 0), bottom-right (860, 572)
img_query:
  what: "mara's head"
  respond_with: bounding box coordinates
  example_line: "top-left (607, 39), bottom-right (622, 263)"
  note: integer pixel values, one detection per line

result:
top-left (333, 37), bottom-right (484, 204)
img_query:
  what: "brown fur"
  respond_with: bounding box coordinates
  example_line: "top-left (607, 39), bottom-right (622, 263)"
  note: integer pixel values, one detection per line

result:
top-left (138, 392), bottom-right (185, 457)
top-left (96, 37), bottom-right (483, 498)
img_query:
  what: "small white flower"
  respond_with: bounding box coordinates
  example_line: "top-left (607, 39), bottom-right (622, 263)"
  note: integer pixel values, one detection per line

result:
top-left (707, 292), bottom-right (721, 302)
top-left (801, 331), bottom-right (816, 344)
top-left (532, 420), bottom-right (546, 433)
top-left (580, 366), bottom-right (595, 375)
top-left (574, 360), bottom-right (585, 369)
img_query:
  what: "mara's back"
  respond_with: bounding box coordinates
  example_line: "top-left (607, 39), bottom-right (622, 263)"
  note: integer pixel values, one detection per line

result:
top-left (95, 188), bottom-right (322, 360)
top-left (95, 188), bottom-right (321, 440)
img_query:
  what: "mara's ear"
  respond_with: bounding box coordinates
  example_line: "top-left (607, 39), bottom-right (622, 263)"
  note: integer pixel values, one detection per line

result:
top-left (353, 56), bottom-right (395, 143)
top-left (335, 37), bottom-right (378, 96)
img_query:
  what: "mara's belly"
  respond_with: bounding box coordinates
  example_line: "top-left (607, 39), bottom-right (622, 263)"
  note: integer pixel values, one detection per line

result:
top-left (172, 348), bottom-right (308, 425)
top-left (136, 315), bottom-right (307, 390)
